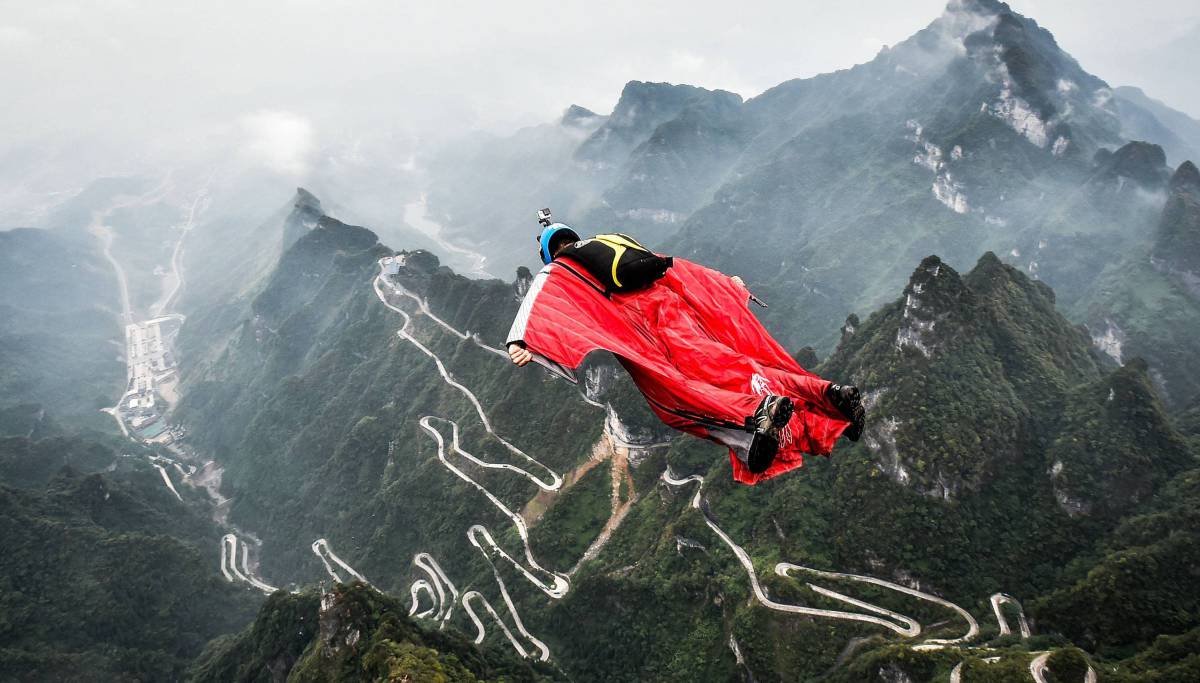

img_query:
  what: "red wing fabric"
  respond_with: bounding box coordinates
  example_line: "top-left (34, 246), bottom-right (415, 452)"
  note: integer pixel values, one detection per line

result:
top-left (507, 256), bottom-right (849, 484)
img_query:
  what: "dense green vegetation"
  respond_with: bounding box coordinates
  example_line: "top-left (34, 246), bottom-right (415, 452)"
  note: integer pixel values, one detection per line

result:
top-left (0, 436), bottom-right (260, 681)
top-left (188, 591), bottom-right (321, 683)
top-left (527, 457), bottom-right (613, 569)
top-left (174, 215), bottom-right (600, 591)
top-left (190, 583), bottom-right (555, 682)
top-left (1075, 159), bottom-right (1200, 408)
top-left (805, 254), bottom-right (1190, 601)
top-left (1102, 628), bottom-right (1200, 682)
top-left (165, 183), bottom-right (1200, 681)
top-left (1032, 467), bottom-right (1200, 656)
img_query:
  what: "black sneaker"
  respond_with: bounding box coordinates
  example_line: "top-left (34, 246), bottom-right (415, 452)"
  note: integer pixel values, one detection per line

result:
top-left (747, 431), bottom-right (780, 474)
top-left (744, 395), bottom-right (793, 474)
top-left (754, 394), bottom-right (794, 436)
top-left (826, 383), bottom-right (865, 442)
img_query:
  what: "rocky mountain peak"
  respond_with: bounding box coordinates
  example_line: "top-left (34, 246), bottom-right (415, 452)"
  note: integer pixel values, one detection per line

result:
top-left (895, 256), bottom-right (973, 359)
top-left (966, 250), bottom-right (1055, 303)
top-left (561, 104), bottom-right (602, 129)
top-left (294, 187), bottom-right (322, 212)
top-left (1047, 359), bottom-right (1192, 519)
top-left (1153, 159), bottom-right (1200, 294)
top-left (947, 0), bottom-right (1009, 16)
top-left (822, 252), bottom-right (1104, 499)
top-left (946, 0), bottom-right (1119, 155)
top-left (603, 81), bottom-right (707, 132)
top-left (312, 215), bottom-right (378, 247)
top-left (400, 248), bottom-right (441, 274)
top-left (282, 188), bottom-right (326, 251)
top-left (969, 249), bottom-right (1005, 275)
top-left (931, 0), bottom-right (1006, 45)
top-left (1170, 160), bottom-right (1200, 196)
top-left (575, 81), bottom-right (742, 167)
top-left (903, 256), bottom-right (972, 312)
top-left (1095, 141), bottom-right (1169, 188)
top-left (840, 313), bottom-right (860, 345)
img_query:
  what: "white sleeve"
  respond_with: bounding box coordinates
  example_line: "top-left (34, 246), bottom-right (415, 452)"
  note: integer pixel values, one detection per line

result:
top-left (506, 264), bottom-right (553, 346)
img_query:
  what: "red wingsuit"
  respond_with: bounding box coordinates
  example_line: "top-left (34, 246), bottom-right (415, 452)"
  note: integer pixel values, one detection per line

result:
top-left (507, 256), bottom-right (850, 484)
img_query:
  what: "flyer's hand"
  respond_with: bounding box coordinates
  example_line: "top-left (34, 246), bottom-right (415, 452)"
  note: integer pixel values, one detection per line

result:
top-left (508, 343), bottom-right (534, 366)
top-left (732, 275), bottom-right (768, 308)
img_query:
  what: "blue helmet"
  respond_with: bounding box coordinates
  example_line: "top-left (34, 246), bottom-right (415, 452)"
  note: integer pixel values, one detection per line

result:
top-left (537, 223), bottom-right (579, 264)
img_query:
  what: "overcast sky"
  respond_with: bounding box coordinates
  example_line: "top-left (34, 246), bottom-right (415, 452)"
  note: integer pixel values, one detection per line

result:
top-left (2, 0), bottom-right (1197, 174)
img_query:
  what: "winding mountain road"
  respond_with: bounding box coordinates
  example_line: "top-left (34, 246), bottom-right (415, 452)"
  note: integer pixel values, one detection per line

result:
top-left (662, 469), bottom-right (921, 637)
top-left (375, 275), bottom-right (562, 489)
top-left (410, 552), bottom-right (460, 627)
top-left (221, 534), bottom-right (277, 593)
top-left (1030, 651), bottom-right (1098, 683)
top-left (311, 538), bottom-right (371, 586)
top-left (150, 186), bottom-right (208, 318)
top-left (778, 561), bottom-right (980, 644)
top-left (153, 464), bottom-right (183, 501)
top-left (660, 466), bottom-right (1107, 680)
top-left (419, 418), bottom-right (569, 598)
top-left (373, 261), bottom-right (653, 660)
top-left (991, 593), bottom-right (1032, 639)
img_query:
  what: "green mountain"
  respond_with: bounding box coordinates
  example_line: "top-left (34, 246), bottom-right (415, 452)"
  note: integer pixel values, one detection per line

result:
top-left (189, 582), bottom-right (555, 682)
top-left (1073, 160), bottom-right (1200, 408)
top-left (1032, 467), bottom-right (1200, 657)
top-left (163, 188), bottom-right (1196, 680)
top-left (5, 174), bottom-right (1193, 680)
top-left (1152, 161), bottom-right (1200, 292)
top-left (0, 435), bottom-right (260, 681)
top-left (174, 200), bottom-right (606, 587)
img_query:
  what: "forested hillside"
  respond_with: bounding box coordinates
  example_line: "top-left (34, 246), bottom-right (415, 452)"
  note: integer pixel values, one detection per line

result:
top-left (190, 583), bottom-right (556, 682)
top-left (166, 192), bottom-right (1198, 680)
top-left (0, 435), bottom-right (260, 681)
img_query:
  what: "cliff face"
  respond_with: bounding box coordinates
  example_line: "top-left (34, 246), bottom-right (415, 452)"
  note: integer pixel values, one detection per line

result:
top-left (1074, 158), bottom-right (1200, 408)
top-left (821, 252), bottom-right (1103, 500)
top-left (1153, 161), bottom-right (1200, 297)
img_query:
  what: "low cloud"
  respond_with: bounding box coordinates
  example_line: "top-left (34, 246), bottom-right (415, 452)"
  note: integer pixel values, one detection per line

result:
top-left (0, 25), bottom-right (36, 48)
top-left (240, 110), bottom-right (315, 175)
top-left (669, 50), bottom-right (707, 72)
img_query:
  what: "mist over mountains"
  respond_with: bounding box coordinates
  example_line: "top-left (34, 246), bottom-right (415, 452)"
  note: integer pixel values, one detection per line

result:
top-left (2, 1), bottom-right (1200, 681)
top-left (428, 0), bottom-right (1200, 366)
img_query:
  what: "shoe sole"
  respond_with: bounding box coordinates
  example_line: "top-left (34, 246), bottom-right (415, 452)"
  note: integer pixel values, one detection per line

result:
top-left (771, 397), bottom-right (794, 429)
top-left (747, 431), bottom-right (780, 474)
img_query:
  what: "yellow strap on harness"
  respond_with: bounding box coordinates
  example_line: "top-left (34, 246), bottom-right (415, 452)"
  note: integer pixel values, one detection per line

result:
top-left (576, 233), bottom-right (649, 290)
